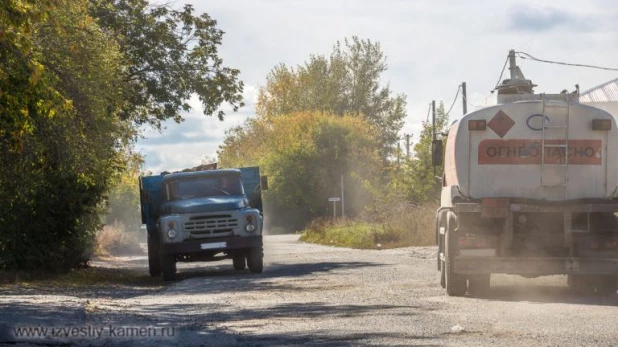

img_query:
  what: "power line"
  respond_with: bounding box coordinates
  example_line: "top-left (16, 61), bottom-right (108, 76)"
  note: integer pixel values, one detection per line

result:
top-left (516, 51), bottom-right (618, 72)
top-left (461, 92), bottom-right (483, 109)
top-left (425, 102), bottom-right (432, 122)
top-left (445, 84), bottom-right (461, 116)
top-left (493, 56), bottom-right (509, 90)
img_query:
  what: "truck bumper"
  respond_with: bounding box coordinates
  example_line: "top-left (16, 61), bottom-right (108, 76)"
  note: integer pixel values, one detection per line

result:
top-left (160, 235), bottom-right (262, 255)
top-left (455, 256), bottom-right (618, 276)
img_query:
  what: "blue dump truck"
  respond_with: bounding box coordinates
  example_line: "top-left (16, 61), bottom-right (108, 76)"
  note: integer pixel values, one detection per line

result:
top-left (139, 166), bottom-right (267, 281)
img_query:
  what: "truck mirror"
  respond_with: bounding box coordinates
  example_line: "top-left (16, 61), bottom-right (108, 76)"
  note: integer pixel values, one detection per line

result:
top-left (432, 140), bottom-right (444, 166)
top-left (260, 176), bottom-right (269, 190)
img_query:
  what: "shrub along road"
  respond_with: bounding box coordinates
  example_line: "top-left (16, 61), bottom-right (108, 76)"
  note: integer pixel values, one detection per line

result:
top-left (1, 234), bottom-right (617, 346)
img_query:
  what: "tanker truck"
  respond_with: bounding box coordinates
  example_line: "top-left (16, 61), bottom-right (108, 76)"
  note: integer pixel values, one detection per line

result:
top-left (435, 50), bottom-right (618, 297)
top-left (139, 165), bottom-right (267, 281)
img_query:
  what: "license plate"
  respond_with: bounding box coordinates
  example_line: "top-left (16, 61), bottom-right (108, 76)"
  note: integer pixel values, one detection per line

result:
top-left (481, 198), bottom-right (510, 218)
top-left (200, 242), bottom-right (227, 250)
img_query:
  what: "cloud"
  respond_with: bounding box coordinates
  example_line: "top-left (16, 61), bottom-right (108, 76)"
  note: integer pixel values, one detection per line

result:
top-left (507, 5), bottom-right (583, 32)
top-left (136, 84), bottom-right (258, 172)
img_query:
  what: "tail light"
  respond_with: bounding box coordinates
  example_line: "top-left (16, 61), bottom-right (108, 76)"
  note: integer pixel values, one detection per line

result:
top-left (592, 119), bottom-right (611, 131)
top-left (468, 119), bottom-right (487, 131)
top-left (590, 239), bottom-right (618, 250)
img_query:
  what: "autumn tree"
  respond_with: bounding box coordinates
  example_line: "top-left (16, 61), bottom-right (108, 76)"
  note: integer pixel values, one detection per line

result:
top-left (382, 103), bottom-right (450, 204)
top-left (256, 37), bottom-right (406, 160)
top-left (219, 112), bottom-right (381, 230)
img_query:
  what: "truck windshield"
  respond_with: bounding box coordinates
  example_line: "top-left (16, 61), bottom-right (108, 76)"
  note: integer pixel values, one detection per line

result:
top-left (165, 175), bottom-right (243, 201)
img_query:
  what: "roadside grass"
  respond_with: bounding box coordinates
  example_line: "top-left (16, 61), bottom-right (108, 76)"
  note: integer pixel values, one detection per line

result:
top-left (95, 221), bottom-right (143, 256)
top-left (0, 266), bottom-right (161, 291)
top-left (300, 203), bottom-right (436, 249)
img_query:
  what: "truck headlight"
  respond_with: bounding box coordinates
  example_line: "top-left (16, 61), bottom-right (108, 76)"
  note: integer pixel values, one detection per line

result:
top-left (245, 224), bottom-right (256, 232)
top-left (167, 229), bottom-right (177, 238)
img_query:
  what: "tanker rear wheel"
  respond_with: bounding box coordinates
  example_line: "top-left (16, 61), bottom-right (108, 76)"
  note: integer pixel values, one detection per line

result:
top-left (594, 275), bottom-right (617, 296)
top-left (468, 275), bottom-right (490, 298)
top-left (445, 212), bottom-right (466, 296)
top-left (567, 275), bottom-right (595, 295)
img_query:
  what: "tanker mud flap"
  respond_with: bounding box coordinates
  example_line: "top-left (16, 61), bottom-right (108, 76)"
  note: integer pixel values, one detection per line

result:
top-left (454, 256), bottom-right (618, 276)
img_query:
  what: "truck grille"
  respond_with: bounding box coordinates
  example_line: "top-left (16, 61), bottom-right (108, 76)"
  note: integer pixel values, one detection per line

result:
top-left (184, 214), bottom-right (237, 237)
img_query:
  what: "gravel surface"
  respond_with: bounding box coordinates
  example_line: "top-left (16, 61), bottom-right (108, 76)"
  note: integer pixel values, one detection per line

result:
top-left (1, 234), bottom-right (617, 346)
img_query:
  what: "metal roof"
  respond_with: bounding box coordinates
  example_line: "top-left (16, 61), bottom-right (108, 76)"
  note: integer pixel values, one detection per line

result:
top-left (579, 78), bottom-right (618, 103)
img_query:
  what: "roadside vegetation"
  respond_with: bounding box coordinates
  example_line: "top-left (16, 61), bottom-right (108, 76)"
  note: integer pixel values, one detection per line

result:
top-left (0, 0), bottom-right (243, 272)
top-left (95, 222), bottom-right (143, 256)
top-left (218, 37), bottom-right (451, 248)
top-left (300, 204), bottom-right (437, 249)
top-left (0, 266), bottom-right (161, 293)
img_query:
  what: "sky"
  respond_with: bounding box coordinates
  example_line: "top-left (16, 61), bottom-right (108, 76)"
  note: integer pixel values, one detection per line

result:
top-left (136, 0), bottom-right (618, 173)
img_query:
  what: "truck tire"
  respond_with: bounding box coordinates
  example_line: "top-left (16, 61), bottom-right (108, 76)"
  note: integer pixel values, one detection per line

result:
top-left (147, 232), bottom-right (161, 277)
top-left (594, 275), bottom-right (617, 296)
top-left (160, 254), bottom-right (176, 281)
top-left (440, 254), bottom-right (446, 289)
top-left (468, 275), bottom-right (490, 298)
top-left (247, 246), bottom-right (263, 273)
top-left (436, 211), bottom-right (446, 271)
top-left (233, 252), bottom-right (247, 271)
top-left (567, 275), bottom-right (594, 295)
top-left (445, 212), bottom-right (467, 296)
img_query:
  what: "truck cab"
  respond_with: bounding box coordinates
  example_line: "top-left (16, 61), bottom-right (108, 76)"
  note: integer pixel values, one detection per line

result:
top-left (140, 166), bottom-right (266, 280)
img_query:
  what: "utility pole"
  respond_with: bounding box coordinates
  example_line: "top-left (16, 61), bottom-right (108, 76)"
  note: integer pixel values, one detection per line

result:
top-left (462, 82), bottom-right (467, 115)
top-left (432, 100), bottom-right (436, 176)
top-left (405, 134), bottom-right (411, 158)
top-left (341, 174), bottom-right (345, 218)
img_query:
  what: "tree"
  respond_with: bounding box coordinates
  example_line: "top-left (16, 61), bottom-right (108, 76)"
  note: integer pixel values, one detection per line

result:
top-left (256, 37), bottom-right (406, 160)
top-left (89, 0), bottom-right (245, 128)
top-left (106, 152), bottom-right (144, 231)
top-left (0, 0), bottom-right (129, 270)
top-left (0, 0), bottom-right (246, 271)
top-left (218, 111), bottom-right (381, 230)
top-left (384, 102), bottom-right (450, 204)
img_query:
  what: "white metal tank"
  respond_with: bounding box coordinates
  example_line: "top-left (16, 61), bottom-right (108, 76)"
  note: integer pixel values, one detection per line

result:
top-left (442, 52), bottom-right (618, 204)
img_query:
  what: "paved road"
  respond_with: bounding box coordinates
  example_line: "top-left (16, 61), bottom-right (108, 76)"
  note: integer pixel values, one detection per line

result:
top-left (1, 234), bottom-right (617, 346)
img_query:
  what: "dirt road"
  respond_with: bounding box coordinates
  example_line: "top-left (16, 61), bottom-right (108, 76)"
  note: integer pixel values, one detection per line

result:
top-left (1, 234), bottom-right (617, 346)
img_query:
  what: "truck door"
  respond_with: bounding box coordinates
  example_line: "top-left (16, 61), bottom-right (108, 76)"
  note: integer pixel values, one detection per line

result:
top-left (139, 175), bottom-right (164, 233)
top-left (239, 166), bottom-right (263, 213)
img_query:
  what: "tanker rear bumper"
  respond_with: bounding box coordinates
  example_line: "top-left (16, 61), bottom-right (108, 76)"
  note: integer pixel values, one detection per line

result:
top-left (454, 256), bottom-right (618, 276)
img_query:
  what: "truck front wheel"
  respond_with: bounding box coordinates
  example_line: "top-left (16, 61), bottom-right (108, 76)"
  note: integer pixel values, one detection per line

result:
top-left (247, 246), bottom-right (263, 273)
top-left (160, 254), bottom-right (177, 281)
top-left (233, 252), bottom-right (247, 271)
top-left (147, 232), bottom-right (161, 277)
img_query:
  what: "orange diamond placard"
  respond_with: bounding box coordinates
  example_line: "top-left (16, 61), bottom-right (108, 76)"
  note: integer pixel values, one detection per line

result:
top-left (488, 110), bottom-right (515, 138)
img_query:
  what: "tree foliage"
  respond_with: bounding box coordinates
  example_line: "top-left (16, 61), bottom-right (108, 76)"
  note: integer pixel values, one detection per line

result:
top-left (219, 111), bottom-right (381, 230)
top-left (0, 0), bottom-right (243, 271)
top-left (382, 103), bottom-right (450, 204)
top-left (89, 0), bottom-right (244, 127)
top-left (0, 0), bottom-right (128, 270)
top-left (105, 152), bottom-right (144, 231)
top-left (256, 37), bottom-right (406, 159)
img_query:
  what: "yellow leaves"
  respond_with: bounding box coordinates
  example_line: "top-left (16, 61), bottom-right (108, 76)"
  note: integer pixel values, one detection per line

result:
top-left (28, 62), bottom-right (44, 85)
